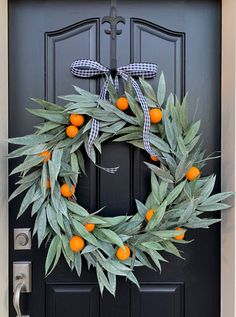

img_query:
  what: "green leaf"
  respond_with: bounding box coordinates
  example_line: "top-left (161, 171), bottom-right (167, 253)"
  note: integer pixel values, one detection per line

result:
top-left (49, 149), bottom-right (63, 191)
top-left (100, 120), bottom-right (126, 134)
top-left (126, 272), bottom-right (140, 288)
top-left (135, 249), bottom-right (155, 270)
top-left (196, 175), bottom-right (216, 203)
top-left (145, 162), bottom-right (174, 183)
top-left (179, 94), bottom-right (189, 131)
top-left (147, 249), bottom-right (162, 271)
top-left (31, 98), bottom-right (64, 111)
top-left (17, 185), bottom-right (37, 218)
top-left (139, 77), bottom-right (157, 102)
top-left (37, 206), bottom-right (47, 247)
top-left (10, 156), bottom-right (44, 175)
top-left (8, 133), bottom-right (55, 146)
top-left (125, 92), bottom-right (144, 123)
top-left (38, 121), bottom-right (61, 135)
top-left (66, 200), bottom-right (89, 216)
top-left (175, 154), bottom-right (192, 182)
top-left (9, 181), bottom-right (36, 202)
top-left (98, 99), bottom-right (138, 125)
top-left (201, 192), bottom-right (234, 206)
top-left (150, 134), bottom-right (170, 153)
top-left (81, 244), bottom-right (98, 255)
top-left (93, 228), bottom-right (124, 248)
top-left (8, 144), bottom-right (48, 158)
top-left (157, 72), bottom-right (166, 106)
top-left (96, 263), bottom-right (113, 296)
top-left (45, 235), bottom-right (62, 275)
top-left (73, 85), bottom-right (99, 100)
top-left (27, 108), bottom-right (67, 124)
top-left (127, 140), bottom-right (145, 150)
top-left (135, 199), bottom-right (148, 217)
top-left (165, 93), bottom-right (174, 115)
top-left (74, 253), bottom-right (82, 276)
top-left (61, 235), bottom-right (74, 262)
top-left (15, 169), bottom-right (41, 185)
top-left (161, 240), bottom-right (183, 258)
top-left (31, 195), bottom-right (45, 216)
top-left (186, 135), bottom-right (201, 153)
top-left (76, 150), bottom-right (86, 175)
top-left (184, 121), bottom-right (201, 144)
top-left (114, 132), bottom-right (142, 142)
top-left (146, 200), bottom-right (167, 231)
top-left (151, 172), bottom-right (161, 204)
top-left (141, 241), bottom-right (163, 250)
top-left (107, 272), bottom-right (116, 296)
top-left (46, 204), bottom-right (61, 236)
top-left (72, 220), bottom-right (99, 246)
top-left (197, 203), bottom-right (231, 212)
top-left (159, 181), bottom-right (168, 203)
top-left (178, 199), bottom-right (195, 224)
top-left (177, 136), bottom-right (188, 156)
top-left (163, 114), bottom-right (176, 150)
top-left (186, 218), bottom-right (221, 228)
top-left (165, 180), bottom-right (187, 205)
top-left (152, 230), bottom-right (185, 239)
top-left (41, 163), bottom-right (48, 198)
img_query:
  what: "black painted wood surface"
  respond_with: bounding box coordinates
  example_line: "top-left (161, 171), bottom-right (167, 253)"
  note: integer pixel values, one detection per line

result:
top-left (9, 1), bottom-right (221, 316)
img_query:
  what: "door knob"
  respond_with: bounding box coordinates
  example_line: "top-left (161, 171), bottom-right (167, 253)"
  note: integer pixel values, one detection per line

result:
top-left (13, 262), bottom-right (32, 317)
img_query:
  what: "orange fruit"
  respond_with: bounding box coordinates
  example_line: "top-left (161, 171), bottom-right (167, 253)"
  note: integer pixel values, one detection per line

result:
top-left (66, 125), bottom-right (79, 138)
top-left (175, 227), bottom-right (185, 240)
top-left (70, 114), bottom-right (85, 127)
top-left (145, 208), bottom-right (155, 222)
top-left (39, 150), bottom-right (51, 162)
top-left (84, 223), bottom-right (95, 232)
top-left (116, 97), bottom-right (129, 111)
top-left (60, 183), bottom-right (75, 198)
top-left (116, 244), bottom-right (131, 261)
top-left (150, 155), bottom-right (158, 162)
top-left (185, 166), bottom-right (200, 181)
top-left (69, 236), bottom-right (85, 252)
top-left (149, 108), bottom-right (162, 123)
top-left (46, 178), bottom-right (51, 190)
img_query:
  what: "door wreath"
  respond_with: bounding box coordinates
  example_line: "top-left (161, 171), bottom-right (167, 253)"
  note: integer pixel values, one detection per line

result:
top-left (9, 60), bottom-right (233, 296)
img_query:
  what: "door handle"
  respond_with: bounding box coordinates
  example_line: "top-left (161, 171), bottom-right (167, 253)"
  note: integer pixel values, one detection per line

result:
top-left (13, 274), bottom-right (25, 317)
top-left (13, 262), bottom-right (32, 317)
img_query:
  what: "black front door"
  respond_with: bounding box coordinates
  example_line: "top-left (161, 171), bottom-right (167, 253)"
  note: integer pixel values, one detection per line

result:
top-left (9, 1), bottom-right (221, 316)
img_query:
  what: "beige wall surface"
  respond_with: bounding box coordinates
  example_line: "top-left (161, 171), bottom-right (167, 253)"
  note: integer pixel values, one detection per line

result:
top-left (221, 0), bottom-right (236, 316)
top-left (0, 0), bottom-right (8, 316)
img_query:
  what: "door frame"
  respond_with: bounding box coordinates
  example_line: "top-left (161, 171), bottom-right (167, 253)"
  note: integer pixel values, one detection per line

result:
top-left (0, 0), bottom-right (235, 316)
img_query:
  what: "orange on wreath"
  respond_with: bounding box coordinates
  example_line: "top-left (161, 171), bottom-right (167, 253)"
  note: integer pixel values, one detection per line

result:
top-left (149, 108), bottom-right (162, 123)
top-left (84, 223), bottom-right (95, 232)
top-left (70, 114), bottom-right (85, 127)
top-left (69, 235), bottom-right (85, 252)
top-left (116, 97), bottom-right (129, 111)
top-left (185, 166), bottom-right (200, 181)
top-left (60, 183), bottom-right (75, 198)
top-left (116, 245), bottom-right (131, 261)
top-left (66, 125), bottom-right (79, 138)
top-left (38, 150), bottom-right (51, 162)
top-left (145, 208), bottom-right (155, 222)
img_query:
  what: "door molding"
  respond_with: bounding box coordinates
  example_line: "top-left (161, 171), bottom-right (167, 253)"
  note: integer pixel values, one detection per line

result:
top-left (0, 1), bottom-right (235, 316)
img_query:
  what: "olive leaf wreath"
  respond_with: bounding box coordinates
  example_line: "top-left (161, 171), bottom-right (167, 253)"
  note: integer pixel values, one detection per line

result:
top-left (8, 73), bottom-right (233, 296)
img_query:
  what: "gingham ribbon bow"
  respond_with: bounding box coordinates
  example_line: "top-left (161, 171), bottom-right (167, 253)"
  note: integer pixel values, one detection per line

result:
top-left (71, 59), bottom-right (158, 169)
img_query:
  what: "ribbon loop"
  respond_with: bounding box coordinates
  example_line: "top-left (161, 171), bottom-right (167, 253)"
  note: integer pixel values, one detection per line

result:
top-left (117, 63), bottom-right (158, 78)
top-left (71, 59), bottom-right (109, 78)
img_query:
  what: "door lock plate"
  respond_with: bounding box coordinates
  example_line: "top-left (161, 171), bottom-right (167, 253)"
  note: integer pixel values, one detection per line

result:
top-left (13, 261), bottom-right (32, 293)
top-left (14, 228), bottom-right (31, 250)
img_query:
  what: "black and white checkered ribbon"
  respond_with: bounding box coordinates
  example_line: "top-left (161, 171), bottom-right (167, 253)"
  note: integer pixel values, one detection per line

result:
top-left (71, 59), bottom-right (158, 171)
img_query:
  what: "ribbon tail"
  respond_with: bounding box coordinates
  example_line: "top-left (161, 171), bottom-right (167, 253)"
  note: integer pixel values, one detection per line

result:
top-left (94, 163), bottom-right (120, 174)
top-left (120, 73), bottom-right (158, 157)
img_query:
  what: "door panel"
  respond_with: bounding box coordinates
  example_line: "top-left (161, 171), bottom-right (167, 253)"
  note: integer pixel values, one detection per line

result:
top-left (46, 284), bottom-right (99, 317)
top-left (131, 283), bottom-right (184, 317)
top-left (9, 1), bottom-right (221, 316)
